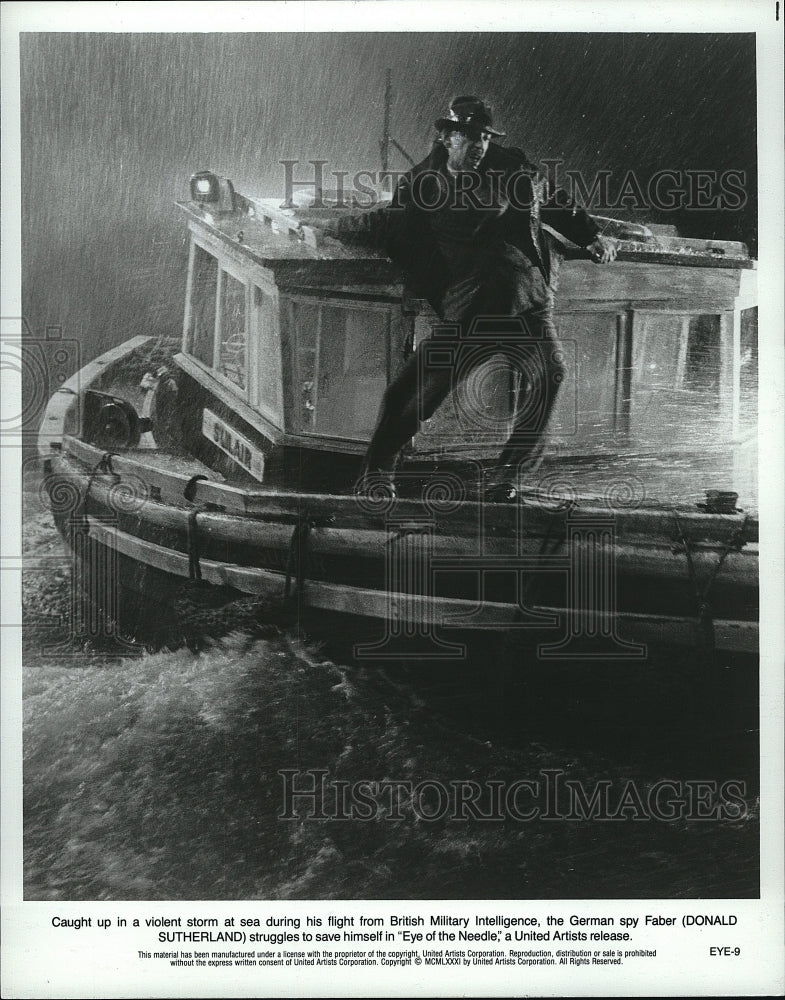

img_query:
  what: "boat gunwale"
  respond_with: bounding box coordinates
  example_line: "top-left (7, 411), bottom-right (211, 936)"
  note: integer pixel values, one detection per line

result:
top-left (53, 435), bottom-right (758, 543)
top-left (48, 452), bottom-right (757, 581)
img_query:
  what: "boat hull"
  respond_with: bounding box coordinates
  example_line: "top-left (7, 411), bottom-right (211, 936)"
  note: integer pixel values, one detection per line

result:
top-left (38, 336), bottom-right (759, 663)
top-left (44, 447), bottom-right (758, 662)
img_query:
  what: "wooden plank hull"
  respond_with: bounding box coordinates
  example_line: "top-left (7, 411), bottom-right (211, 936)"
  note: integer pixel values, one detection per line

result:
top-left (74, 516), bottom-right (758, 658)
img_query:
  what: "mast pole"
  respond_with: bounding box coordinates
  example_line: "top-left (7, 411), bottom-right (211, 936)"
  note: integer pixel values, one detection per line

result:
top-left (380, 68), bottom-right (391, 188)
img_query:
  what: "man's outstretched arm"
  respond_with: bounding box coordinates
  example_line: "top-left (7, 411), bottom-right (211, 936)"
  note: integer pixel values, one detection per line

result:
top-left (311, 172), bottom-right (413, 254)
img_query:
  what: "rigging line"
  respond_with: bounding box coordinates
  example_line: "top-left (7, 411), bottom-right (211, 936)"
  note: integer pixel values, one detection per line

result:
top-left (520, 500), bottom-right (575, 609)
top-left (673, 511), bottom-right (749, 659)
top-left (187, 508), bottom-right (202, 582)
top-left (75, 452), bottom-right (119, 533)
top-left (285, 513), bottom-right (314, 600)
top-left (183, 475), bottom-right (209, 582)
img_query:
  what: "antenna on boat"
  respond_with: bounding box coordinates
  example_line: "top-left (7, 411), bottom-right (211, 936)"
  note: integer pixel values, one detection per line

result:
top-left (380, 69), bottom-right (391, 177)
top-left (379, 69), bottom-right (415, 194)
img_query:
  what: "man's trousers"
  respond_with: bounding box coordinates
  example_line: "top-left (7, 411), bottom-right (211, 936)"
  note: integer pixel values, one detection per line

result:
top-left (363, 242), bottom-right (565, 482)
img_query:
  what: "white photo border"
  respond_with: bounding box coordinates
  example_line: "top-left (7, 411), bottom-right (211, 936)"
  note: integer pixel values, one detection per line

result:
top-left (2, 2), bottom-right (783, 997)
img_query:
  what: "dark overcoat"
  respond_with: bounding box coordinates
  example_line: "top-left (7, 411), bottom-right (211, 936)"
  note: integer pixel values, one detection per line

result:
top-left (327, 140), bottom-right (599, 313)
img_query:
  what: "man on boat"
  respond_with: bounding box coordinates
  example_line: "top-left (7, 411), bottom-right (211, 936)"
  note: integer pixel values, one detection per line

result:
top-left (323, 96), bottom-right (617, 502)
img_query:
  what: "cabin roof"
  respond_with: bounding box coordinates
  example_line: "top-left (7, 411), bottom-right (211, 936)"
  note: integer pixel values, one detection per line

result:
top-left (177, 195), bottom-right (405, 287)
top-left (177, 188), bottom-right (755, 287)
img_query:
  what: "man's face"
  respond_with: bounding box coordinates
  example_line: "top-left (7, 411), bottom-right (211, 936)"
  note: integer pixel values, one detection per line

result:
top-left (443, 127), bottom-right (491, 171)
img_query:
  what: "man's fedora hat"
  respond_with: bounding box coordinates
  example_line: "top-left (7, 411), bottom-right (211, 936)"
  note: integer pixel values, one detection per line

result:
top-left (434, 96), bottom-right (506, 137)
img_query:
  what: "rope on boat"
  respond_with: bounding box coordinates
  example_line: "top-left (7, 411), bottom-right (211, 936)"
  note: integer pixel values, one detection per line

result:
top-left (72, 452), bottom-right (119, 535)
top-left (183, 474), bottom-right (208, 503)
top-left (284, 513), bottom-right (314, 600)
top-left (520, 499), bottom-right (576, 609)
top-left (186, 508), bottom-right (203, 581)
top-left (183, 475), bottom-right (209, 581)
top-left (86, 452), bottom-right (119, 494)
top-left (386, 525), bottom-right (431, 546)
top-left (283, 511), bottom-right (335, 599)
top-left (673, 512), bottom-right (749, 662)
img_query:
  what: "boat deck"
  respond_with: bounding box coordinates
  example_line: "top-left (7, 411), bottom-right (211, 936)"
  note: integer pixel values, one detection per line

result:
top-left (403, 444), bottom-right (757, 514)
top-left (96, 440), bottom-right (755, 514)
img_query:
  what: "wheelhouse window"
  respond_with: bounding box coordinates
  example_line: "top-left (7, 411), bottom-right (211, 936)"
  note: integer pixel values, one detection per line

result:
top-left (253, 285), bottom-right (283, 426)
top-left (682, 314), bottom-right (721, 393)
top-left (545, 307), bottom-right (743, 454)
top-left (282, 295), bottom-right (400, 440)
top-left (739, 306), bottom-right (757, 432)
top-left (187, 245), bottom-right (218, 367)
top-left (547, 312), bottom-right (619, 447)
top-left (633, 313), bottom-right (722, 396)
top-left (217, 270), bottom-right (247, 390)
top-left (185, 242), bottom-right (250, 399)
top-left (629, 312), bottom-right (724, 447)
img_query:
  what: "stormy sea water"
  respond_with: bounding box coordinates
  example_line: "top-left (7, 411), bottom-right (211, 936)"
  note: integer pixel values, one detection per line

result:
top-left (22, 493), bottom-right (758, 902)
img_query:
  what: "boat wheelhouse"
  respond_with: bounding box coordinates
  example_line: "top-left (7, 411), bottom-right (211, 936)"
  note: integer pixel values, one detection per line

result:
top-left (39, 171), bottom-right (759, 661)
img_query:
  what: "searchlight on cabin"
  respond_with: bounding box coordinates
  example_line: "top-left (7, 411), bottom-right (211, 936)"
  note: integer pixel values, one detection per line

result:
top-left (189, 170), bottom-right (236, 213)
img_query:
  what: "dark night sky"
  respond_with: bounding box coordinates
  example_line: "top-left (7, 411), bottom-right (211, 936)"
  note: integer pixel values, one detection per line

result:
top-left (21, 32), bottom-right (757, 361)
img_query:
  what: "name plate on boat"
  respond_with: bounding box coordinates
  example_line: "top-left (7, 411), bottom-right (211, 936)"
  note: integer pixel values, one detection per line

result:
top-left (202, 408), bottom-right (265, 481)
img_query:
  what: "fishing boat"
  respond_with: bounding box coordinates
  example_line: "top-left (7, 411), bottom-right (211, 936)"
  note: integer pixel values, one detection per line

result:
top-left (38, 169), bottom-right (758, 663)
